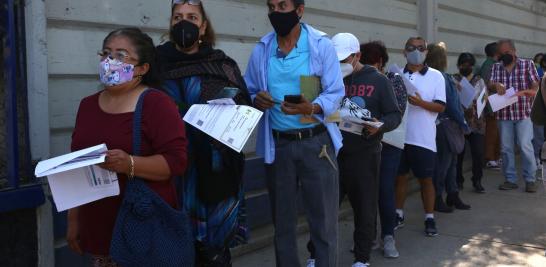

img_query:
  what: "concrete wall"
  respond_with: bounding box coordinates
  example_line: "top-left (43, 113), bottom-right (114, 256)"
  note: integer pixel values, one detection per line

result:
top-left (43, 0), bottom-right (546, 158)
top-left (44, 0), bottom-right (422, 157)
top-left (437, 0), bottom-right (546, 71)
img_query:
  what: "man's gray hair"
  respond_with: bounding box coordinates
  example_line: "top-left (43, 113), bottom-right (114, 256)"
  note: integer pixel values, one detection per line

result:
top-left (497, 39), bottom-right (516, 51)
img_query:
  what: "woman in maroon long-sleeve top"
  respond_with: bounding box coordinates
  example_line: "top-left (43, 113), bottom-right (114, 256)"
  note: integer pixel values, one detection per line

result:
top-left (66, 28), bottom-right (187, 266)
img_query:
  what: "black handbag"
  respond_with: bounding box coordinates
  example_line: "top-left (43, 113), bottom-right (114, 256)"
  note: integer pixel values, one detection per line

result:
top-left (441, 119), bottom-right (465, 154)
top-left (110, 89), bottom-right (195, 266)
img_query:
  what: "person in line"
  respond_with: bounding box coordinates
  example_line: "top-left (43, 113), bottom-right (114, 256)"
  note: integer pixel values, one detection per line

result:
top-left (306, 35), bottom-right (401, 267)
top-left (454, 52), bottom-right (487, 193)
top-left (394, 37), bottom-right (446, 237)
top-left (425, 42), bottom-right (471, 212)
top-left (534, 53), bottom-right (544, 78)
top-left (363, 41), bottom-right (407, 259)
top-left (67, 28), bottom-right (188, 266)
top-left (489, 39), bottom-right (540, 193)
top-left (157, 1), bottom-right (250, 265)
top-left (533, 55), bottom-right (546, 170)
top-left (244, 0), bottom-right (345, 266)
top-left (479, 42), bottom-right (502, 170)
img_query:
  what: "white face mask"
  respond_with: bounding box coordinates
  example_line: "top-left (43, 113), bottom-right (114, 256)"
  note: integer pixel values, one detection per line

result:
top-left (340, 55), bottom-right (356, 77)
top-left (340, 63), bottom-right (354, 78)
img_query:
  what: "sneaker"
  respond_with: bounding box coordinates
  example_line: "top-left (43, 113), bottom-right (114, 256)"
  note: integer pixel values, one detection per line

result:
top-left (526, 182), bottom-right (537, 193)
top-left (486, 160), bottom-right (500, 169)
top-left (306, 259), bottom-right (315, 267)
top-left (394, 214), bottom-right (405, 230)
top-left (383, 235), bottom-right (400, 258)
top-left (424, 218), bottom-right (438, 237)
top-left (352, 262), bottom-right (370, 267)
top-left (498, 181), bottom-right (518, 190)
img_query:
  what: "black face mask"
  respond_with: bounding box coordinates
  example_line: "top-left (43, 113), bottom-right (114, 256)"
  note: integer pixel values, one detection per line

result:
top-left (268, 9), bottom-right (300, 37)
top-left (171, 20), bottom-right (200, 49)
top-left (459, 67), bottom-right (473, 77)
top-left (499, 53), bottom-right (514, 66)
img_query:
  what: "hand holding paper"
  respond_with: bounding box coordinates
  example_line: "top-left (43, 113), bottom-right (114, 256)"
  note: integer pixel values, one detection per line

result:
top-left (34, 144), bottom-right (120, 212)
top-left (488, 87), bottom-right (518, 112)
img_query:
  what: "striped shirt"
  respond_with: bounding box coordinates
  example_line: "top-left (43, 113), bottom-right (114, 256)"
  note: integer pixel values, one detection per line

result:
top-left (490, 58), bottom-right (539, 121)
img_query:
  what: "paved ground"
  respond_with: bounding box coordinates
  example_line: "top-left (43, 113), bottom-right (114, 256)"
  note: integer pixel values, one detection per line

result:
top-left (233, 167), bottom-right (546, 267)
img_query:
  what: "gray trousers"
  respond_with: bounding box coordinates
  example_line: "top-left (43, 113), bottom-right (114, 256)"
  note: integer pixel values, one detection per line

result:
top-left (265, 131), bottom-right (339, 267)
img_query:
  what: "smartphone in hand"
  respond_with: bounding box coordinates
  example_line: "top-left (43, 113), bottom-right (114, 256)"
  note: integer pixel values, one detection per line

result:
top-left (284, 94), bottom-right (302, 104)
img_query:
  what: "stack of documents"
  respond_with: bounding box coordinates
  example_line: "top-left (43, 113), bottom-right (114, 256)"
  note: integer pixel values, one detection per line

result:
top-left (35, 144), bottom-right (119, 212)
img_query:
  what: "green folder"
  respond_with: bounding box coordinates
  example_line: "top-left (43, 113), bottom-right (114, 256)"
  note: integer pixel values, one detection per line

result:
top-left (300, 75), bottom-right (321, 101)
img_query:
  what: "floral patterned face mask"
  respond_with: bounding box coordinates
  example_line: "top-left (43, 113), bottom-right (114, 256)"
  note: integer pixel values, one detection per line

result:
top-left (98, 57), bottom-right (135, 86)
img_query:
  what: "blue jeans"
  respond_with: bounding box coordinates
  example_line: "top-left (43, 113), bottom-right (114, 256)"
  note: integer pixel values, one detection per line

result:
top-left (378, 143), bottom-right (402, 238)
top-left (498, 119), bottom-right (537, 183)
top-left (533, 124), bottom-right (544, 160)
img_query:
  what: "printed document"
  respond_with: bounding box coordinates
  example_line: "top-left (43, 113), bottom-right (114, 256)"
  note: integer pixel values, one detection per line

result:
top-left (183, 103), bottom-right (263, 153)
top-left (34, 144), bottom-right (119, 212)
top-left (488, 87), bottom-right (518, 112)
top-left (476, 85), bottom-right (488, 119)
top-left (459, 77), bottom-right (480, 108)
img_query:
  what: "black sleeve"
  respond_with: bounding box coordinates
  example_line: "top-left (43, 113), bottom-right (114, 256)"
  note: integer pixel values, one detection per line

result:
top-left (379, 78), bottom-right (402, 133)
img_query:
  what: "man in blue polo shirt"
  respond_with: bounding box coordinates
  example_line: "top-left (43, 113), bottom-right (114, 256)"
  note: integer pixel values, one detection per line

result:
top-left (244, 0), bottom-right (345, 266)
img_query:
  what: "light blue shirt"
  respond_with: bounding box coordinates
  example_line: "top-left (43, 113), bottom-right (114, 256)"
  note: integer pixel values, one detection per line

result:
top-left (268, 26), bottom-right (317, 130)
top-left (244, 23), bottom-right (345, 164)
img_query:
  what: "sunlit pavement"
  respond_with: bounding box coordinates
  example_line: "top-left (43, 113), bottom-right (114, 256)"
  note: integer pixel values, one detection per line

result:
top-left (233, 167), bottom-right (546, 267)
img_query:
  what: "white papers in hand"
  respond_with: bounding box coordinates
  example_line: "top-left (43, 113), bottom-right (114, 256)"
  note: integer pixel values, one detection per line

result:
top-left (34, 144), bottom-right (119, 212)
top-left (488, 87), bottom-right (518, 112)
top-left (388, 64), bottom-right (417, 96)
top-left (183, 104), bottom-right (263, 153)
top-left (382, 105), bottom-right (408, 149)
top-left (339, 121), bottom-right (365, 135)
top-left (459, 77), bottom-right (480, 108)
top-left (476, 85), bottom-right (488, 119)
top-left (207, 98), bottom-right (236, 105)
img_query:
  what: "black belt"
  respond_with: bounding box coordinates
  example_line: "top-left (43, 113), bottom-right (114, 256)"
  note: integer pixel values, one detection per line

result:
top-left (272, 124), bottom-right (327, 141)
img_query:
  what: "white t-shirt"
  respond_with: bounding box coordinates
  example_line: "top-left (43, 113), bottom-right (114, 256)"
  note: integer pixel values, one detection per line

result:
top-left (403, 67), bottom-right (446, 152)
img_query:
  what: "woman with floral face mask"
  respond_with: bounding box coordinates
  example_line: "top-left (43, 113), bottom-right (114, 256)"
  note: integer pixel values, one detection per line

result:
top-left (67, 28), bottom-right (188, 266)
top-left (157, 0), bottom-right (251, 265)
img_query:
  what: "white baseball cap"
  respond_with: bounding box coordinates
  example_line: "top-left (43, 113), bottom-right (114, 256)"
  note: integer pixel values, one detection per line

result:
top-left (332, 33), bottom-right (360, 61)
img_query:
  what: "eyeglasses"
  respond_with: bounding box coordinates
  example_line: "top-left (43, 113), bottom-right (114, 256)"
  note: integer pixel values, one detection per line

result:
top-left (97, 50), bottom-right (136, 62)
top-left (405, 45), bottom-right (427, 52)
top-left (172, 0), bottom-right (201, 6)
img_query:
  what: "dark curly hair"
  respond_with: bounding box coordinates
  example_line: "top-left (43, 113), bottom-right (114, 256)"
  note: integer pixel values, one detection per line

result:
top-left (359, 41), bottom-right (389, 68)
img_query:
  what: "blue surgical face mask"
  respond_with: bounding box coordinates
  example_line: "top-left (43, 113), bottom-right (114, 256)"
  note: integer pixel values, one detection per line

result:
top-left (406, 50), bottom-right (427, 65)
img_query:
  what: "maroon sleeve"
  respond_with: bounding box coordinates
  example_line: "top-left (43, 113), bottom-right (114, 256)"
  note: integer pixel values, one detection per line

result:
top-left (71, 96), bottom-right (91, 152)
top-left (142, 90), bottom-right (188, 176)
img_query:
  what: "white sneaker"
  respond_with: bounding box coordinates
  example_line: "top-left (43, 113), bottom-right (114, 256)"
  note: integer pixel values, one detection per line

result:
top-left (306, 259), bottom-right (315, 267)
top-left (383, 235), bottom-right (400, 258)
top-left (352, 262), bottom-right (370, 267)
